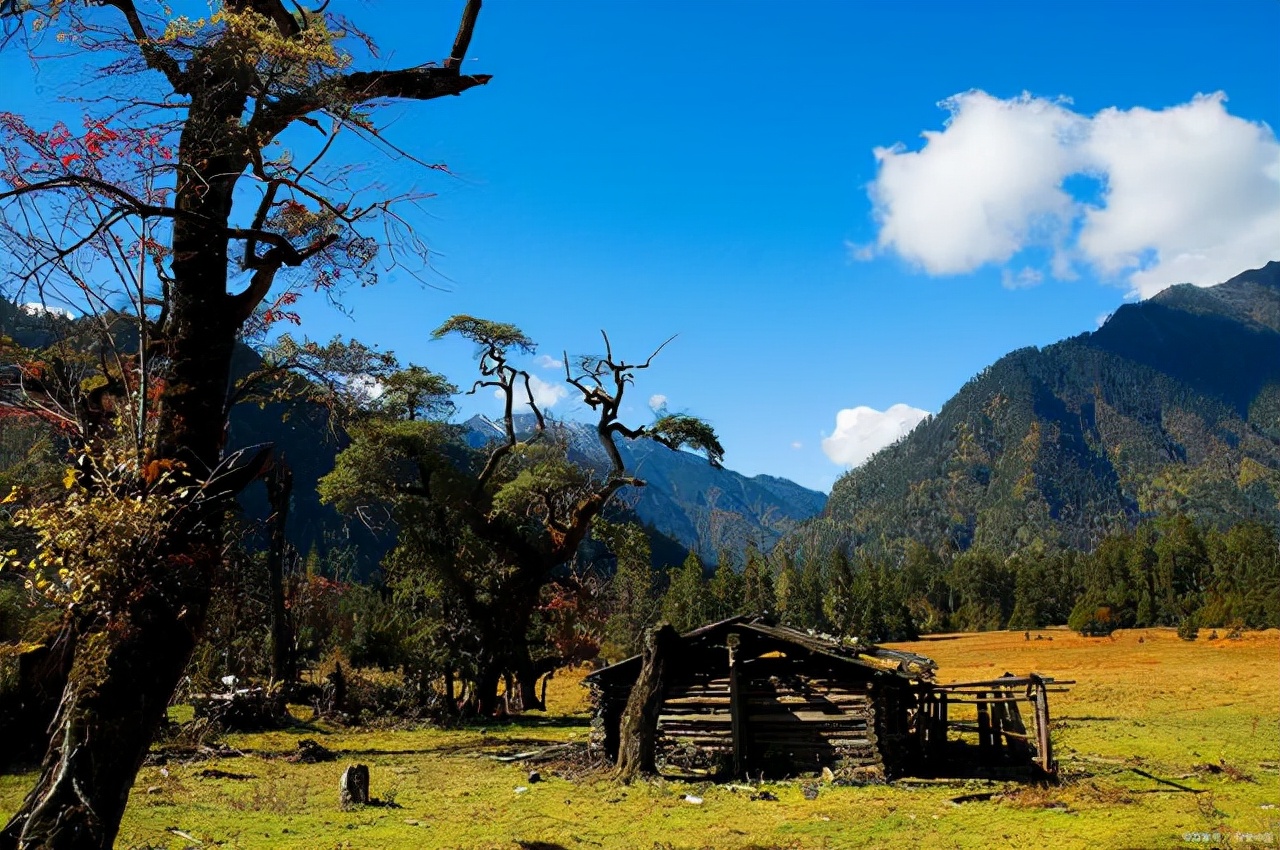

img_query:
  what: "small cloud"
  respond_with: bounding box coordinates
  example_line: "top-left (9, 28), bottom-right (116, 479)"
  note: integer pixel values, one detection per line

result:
top-left (791, 441), bottom-right (804, 450)
top-left (822, 403), bottom-right (930, 468)
top-left (648, 394), bottom-right (668, 414)
top-left (534, 354), bottom-right (563, 370)
top-left (496, 374), bottom-right (567, 410)
top-left (1001, 266), bottom-right (1043, 290)
top-left (845, 240), bottom-right (877, 262)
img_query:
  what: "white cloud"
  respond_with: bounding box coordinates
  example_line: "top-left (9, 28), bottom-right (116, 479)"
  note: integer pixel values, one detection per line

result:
top-left (648, 394), bottom-right (668, 413)
top-left (534, 354), bottom-right (563, 370)
top-left (867, 90), bottom-right (1280, 298)
top-left (497, 373), bottom-right (567, 411)
top-left (870, 91), bottom-right (1084, 277)
top-left (822, 404), bottom-right (930, 468)
top-left (791, 441), bottom-right (804, 450)
top-left (1001, 266), bottom-right (1043, 290)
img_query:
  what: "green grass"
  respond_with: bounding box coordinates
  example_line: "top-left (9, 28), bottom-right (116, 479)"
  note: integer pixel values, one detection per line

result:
top-left (3, 628), bottom-right (1278, 849)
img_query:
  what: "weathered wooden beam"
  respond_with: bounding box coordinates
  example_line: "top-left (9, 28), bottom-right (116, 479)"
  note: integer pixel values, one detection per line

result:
top-left (1031, 674), bottom-right (1055, 776)
top-left (728, 633), bottom-right (748, 780)
top-left (976, 691), bottom-right (993, 763)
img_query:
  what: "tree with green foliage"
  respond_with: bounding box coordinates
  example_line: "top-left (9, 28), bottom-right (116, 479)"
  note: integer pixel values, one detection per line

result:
top-left (322, 317), bottom-right (722, 715)
top-left (1154, 514), bottom-right (1209, 624)
top-left (949, 548), bottom-right (1015, 631)
top-left (598, 520), bottom-right (658, 658)
top-left (741, 545), bottom-right (776, 615)
top-left (661, 551), bottom-right (710, 633)
top-left (707, 550), bottom-right (744, 621)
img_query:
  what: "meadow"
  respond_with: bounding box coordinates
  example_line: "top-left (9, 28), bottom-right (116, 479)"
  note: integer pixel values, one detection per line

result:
top-left (2, 627), bottom-right (1276, 850)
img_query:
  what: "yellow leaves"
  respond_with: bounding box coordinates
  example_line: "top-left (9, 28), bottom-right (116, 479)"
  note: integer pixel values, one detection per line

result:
top-left (63, 467), bottom-right (77, 489)
top-left (160, 15), bottom-right (209, 43)
top-left (5, 457), bottom-right (182, 611)
top-left (209, 7), bottom-right (351, 82)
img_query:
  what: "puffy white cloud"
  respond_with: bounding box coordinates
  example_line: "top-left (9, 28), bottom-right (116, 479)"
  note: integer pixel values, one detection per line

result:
top-left (534, 354), bottom-right (563, 370)
top-left (822, 404), bottom-right (930, 468)
top-left (870, 91), bottom-right (1084, 277)
top-left (496, 373), bottom-right (567, 410)
top-left (867, 91), bottom-right (1280, 297)
top-left (1078, 94), bottom-right (1280, 297)
top-left (648, 394), bottom-right (668, 413)
top-left (791, 441), bottom-right (804, 450)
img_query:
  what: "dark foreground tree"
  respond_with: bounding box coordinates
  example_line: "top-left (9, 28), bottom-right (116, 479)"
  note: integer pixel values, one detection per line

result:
top-left (0, 2), bottom-right (490, 846)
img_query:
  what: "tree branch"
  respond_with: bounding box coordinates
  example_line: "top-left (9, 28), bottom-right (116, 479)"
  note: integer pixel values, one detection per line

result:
top-left (98, 0), bottom-right (188, 92)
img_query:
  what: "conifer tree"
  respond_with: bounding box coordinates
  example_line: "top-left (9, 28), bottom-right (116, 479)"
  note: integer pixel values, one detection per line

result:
top-left (707, 550), bottom-right (744, 620)
top-left (741, 546), bottom-right (776, 615)
top-left (661, 551), bottom-right (710, 633)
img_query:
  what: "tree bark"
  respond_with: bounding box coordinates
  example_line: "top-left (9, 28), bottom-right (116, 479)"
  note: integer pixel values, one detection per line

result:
top-left (1, 68), bottom-right (248, 850)
top-left (615, 623), bottom-right (679, 784)
top-left (0, 547), bottom-right (215, 849)
top-left (265, 458), bottom-right (295, 685)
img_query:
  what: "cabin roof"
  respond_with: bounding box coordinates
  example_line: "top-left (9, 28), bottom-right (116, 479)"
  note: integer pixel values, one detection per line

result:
top-left (584, 615), bottom-right (937, 685)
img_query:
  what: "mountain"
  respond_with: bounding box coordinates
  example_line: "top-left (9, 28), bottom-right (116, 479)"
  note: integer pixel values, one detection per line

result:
top-left (792, 262), bottom-right (1280, 558)
top-left (462, 413), bottom-right (827, 564)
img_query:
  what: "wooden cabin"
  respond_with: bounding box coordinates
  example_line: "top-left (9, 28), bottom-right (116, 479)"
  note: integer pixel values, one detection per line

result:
top-left (586, 616), bottom-right (1069, 781)
top-left (585, 616), bottom-right (938, 780)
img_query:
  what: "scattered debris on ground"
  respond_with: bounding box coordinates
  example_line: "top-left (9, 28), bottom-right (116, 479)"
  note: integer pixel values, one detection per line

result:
top-left (288, 738), bottom-right (337, 764)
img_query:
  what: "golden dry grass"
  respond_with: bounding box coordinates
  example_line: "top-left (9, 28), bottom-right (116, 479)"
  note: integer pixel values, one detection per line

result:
top-left (0, 628), bottom-right (1276, 849)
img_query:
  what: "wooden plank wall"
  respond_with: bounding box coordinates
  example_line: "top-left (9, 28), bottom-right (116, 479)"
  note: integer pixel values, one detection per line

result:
top-left (655, 659), bottom-right (889, 776)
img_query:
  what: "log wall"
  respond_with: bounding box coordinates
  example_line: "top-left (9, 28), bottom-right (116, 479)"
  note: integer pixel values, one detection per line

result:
top-left (653, 657), bottom-right (902, 777)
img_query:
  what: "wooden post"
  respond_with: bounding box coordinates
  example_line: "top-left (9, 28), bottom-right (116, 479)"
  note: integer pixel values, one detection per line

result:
top-left (935, 691), bottom-right (949, 761)
top-left (615, 624), bottom-right (680, 783)
top-left (976, 691), bottom-right (992, 763)
top-left (727, 633), bottom-right (747, 780)
top-left (1030, 674), bottom-right (1055, 776)
top-left (993, 684), bottom-right (1032, 764)
top-left (339, 764), bottom-right (369, 807)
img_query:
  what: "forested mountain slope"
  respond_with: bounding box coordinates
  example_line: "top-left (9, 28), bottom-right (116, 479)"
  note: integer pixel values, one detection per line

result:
top-left (793, 262), bottom-right (1280, 558)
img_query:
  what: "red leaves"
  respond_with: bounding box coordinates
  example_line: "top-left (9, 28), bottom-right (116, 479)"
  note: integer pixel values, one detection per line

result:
top-left (0, 112), bottom-right (173, 189)
top-left (260, 289), bottom-right (302, 328)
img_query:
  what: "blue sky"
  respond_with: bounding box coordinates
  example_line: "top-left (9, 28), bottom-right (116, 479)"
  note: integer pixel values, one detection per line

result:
top-left (3, 1), bottom-right (1279, 492)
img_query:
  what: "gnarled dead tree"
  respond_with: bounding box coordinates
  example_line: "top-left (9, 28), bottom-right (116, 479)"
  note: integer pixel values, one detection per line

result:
top-left (321, 319), bottom-right (724, 716)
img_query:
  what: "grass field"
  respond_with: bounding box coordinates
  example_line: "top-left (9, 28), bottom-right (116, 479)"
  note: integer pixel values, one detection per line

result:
top-left (3, 627), bottom-right (1277, 849)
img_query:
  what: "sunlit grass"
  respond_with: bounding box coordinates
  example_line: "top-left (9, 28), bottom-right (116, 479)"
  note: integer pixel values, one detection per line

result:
top-left (2, 629), bottom-right (1276, 849)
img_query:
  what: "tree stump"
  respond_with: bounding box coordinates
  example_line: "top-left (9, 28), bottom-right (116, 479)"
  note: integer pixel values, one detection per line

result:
top-left (339, 764), bottom-right (370, 807)
top-left (615, 623), bottom-right (680, 783)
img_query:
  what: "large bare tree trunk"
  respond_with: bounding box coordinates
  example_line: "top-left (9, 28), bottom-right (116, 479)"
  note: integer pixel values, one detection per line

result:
top-left (1, 83), bottom-right (246, 848)
top-left (0, 546), bottom-right (217, 849)
top-left (265, 459), bottom-right (296, 685)
top-left (615, 623), bottom-right (680, 783)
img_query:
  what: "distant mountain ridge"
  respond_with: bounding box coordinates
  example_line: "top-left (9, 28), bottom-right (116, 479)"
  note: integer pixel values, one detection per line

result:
top-left (790, 261), bottom-right (1280, 558)
top-left (462, 413), bottom-right (827, 564)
